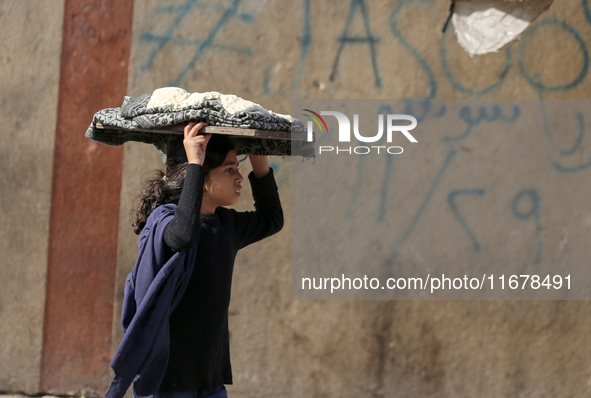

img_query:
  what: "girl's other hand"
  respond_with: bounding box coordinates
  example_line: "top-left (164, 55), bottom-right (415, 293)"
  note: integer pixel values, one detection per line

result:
top-left (248, 154), bottom-right (270, 178)
top-left (184, 122), bottom-right (211, 165)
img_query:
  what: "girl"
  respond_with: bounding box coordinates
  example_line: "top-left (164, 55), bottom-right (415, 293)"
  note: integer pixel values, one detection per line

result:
top-left (109, 122), bottom-right (284, 398)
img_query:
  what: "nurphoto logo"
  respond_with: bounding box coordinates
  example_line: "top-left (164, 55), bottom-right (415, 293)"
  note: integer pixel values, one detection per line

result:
top-left (303, 109), bottom-right (418, 155)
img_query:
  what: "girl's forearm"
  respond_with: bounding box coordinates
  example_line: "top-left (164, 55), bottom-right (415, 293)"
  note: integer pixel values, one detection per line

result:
top-left (248, 155), bottom-right (270, 178)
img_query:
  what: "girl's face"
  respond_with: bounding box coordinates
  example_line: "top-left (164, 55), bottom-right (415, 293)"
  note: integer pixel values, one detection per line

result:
top-left (203, 150), bottom-right (243, 211)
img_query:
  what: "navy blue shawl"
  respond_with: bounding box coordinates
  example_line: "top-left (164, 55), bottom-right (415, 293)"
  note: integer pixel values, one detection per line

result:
top-left (106, 204), bottom-right (197, 398)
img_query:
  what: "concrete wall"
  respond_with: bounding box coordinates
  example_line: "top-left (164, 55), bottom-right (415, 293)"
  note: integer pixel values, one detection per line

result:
top-left (0, 1), bottom-right (63, 393)
top-left (3, 0), bottom-right (591, 397)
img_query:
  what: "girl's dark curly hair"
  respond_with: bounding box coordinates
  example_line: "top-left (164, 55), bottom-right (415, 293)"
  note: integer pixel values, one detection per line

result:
top-left (131, 134), bottom-right (236, 235)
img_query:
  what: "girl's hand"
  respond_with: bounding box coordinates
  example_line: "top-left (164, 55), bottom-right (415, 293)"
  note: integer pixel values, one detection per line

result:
top-left (184, 122), bottom-right (211, 165)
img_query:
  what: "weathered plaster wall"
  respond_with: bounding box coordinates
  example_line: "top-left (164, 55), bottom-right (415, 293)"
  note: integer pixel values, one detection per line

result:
top-left (0, 1), bottom-right (64, 393)
top-left (4, 0), bottom-right (591, 397)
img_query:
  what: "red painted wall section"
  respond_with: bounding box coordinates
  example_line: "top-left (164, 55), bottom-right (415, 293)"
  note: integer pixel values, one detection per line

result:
top-left (41, 0), bottom-right (133, 394)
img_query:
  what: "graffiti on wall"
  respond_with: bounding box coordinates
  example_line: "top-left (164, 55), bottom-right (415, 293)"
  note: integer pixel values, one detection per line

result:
top-left (137, 0), bottom-right (591, 269)
top-left (140, 0), bottom-right (254, 86)
top-left (139, 0), bottom-right (591, 97)
top-left (300, 97), bottom-right (591, 269)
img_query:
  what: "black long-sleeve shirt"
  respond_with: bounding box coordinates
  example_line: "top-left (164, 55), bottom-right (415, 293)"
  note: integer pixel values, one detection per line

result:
top-left (159, 163), bottom-right (283, 393)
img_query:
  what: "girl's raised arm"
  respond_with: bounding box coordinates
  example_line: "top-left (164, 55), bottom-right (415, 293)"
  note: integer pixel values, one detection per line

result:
top-left (248, 154), bottom-right (270, 178)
